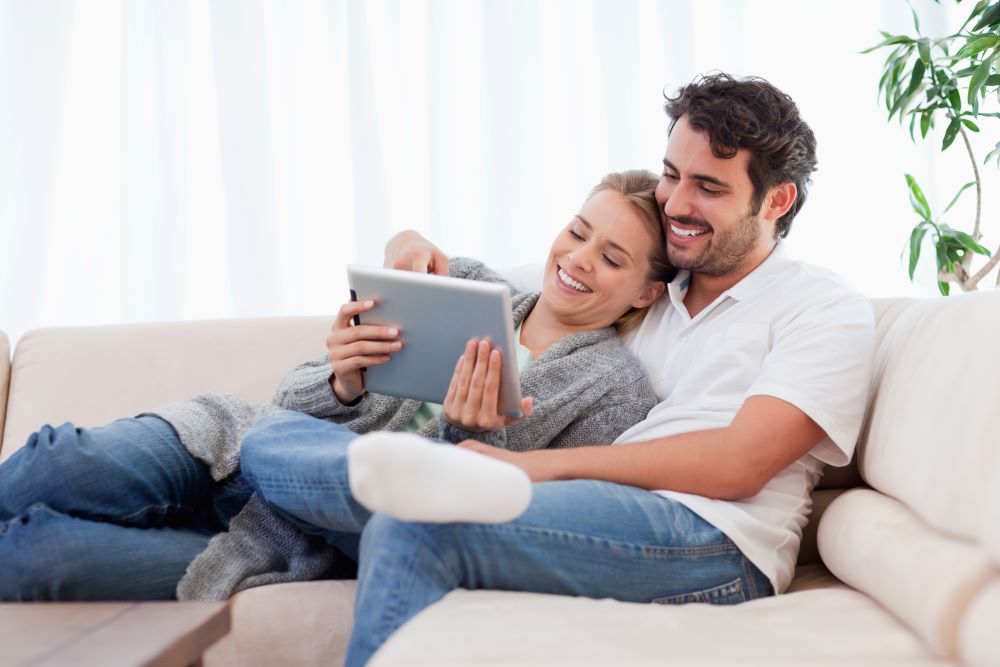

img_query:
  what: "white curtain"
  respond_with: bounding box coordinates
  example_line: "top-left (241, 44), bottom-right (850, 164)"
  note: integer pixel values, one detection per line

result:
top-left (1, 0), bottom-right (993, 346)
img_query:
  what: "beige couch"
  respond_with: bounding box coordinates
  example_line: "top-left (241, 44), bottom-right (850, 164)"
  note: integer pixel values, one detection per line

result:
top-left (1, 291), bottom-right (997, 666)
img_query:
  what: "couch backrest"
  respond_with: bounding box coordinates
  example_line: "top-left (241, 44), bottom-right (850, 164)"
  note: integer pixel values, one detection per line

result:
top-left (819, 290), bottom-right (1000, 666)
top-left (0, 331), bottom-right (9, 447)
top-left (0, 317), bottom-right (332, 460)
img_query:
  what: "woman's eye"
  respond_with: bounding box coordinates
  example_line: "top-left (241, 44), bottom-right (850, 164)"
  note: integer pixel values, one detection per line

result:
top-left (602, 255), bottom-right (620, 268)
top-left (569, 229), bottom-right (584, 240)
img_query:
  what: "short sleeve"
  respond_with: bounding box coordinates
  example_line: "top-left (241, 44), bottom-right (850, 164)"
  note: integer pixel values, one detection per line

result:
top-left (746, 289), bottom-right (876, 466)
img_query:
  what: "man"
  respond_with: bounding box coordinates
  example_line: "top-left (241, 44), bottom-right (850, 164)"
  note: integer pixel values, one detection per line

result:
top-left (328, 73), bottom-right (876, 664)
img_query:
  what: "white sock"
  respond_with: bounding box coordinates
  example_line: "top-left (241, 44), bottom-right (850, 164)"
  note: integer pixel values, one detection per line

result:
top-left (347, 432), bottom-right (532, 524)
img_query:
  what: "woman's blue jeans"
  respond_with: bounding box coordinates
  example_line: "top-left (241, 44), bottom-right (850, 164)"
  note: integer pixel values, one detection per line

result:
top-left (0, 417), bottom-right (251, 601)
top-left (238, 411), bottom-right (774, 667)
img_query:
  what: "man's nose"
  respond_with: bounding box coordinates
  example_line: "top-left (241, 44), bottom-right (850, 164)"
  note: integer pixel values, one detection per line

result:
top-left (662, 181), bottom-right (695, 219)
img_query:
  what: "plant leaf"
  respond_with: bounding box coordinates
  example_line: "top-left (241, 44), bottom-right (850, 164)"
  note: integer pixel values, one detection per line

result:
top-left (918, 37), bottom-right (931, 64)
top-left (943, 181), bottom-right (976, 213)
top-left (905, 173), bottom-right (933, 219)
top-left (954, 230), bottom-right (993, 256)
top-left (956, 35), bottom-right (1000, 59)
top-left (909, 0), bottom-right (921, 33)
top-left (942, 116), bottom-right (961, 150)
top-left (962, 118), bottom-right (981, 131)
top-left (973, 1), bottom-right (1000, 31)
top-left (968, 56), bottom-right (994, 103)
top-left (920, 110), bottom-right (932, 137)
top-left (948, 87), bottom-right (962, 112)
top-left (908, 224), bottom-right (928, 279)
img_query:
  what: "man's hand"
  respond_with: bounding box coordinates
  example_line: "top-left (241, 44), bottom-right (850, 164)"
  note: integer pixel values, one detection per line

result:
top-left (327, 300), bottom-right (402, 404)
top-left (443, 338), bottom-right (533, 433)
top-left (384, 230), bottom-right (450, 275)
top-left (457, 440), bottom-right (557, 482)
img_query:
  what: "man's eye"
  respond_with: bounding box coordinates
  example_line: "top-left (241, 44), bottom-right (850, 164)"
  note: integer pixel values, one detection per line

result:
top-left (700, 186), bottom-right (722, 196)
top-left (662, 172), bottom-right (679, 181)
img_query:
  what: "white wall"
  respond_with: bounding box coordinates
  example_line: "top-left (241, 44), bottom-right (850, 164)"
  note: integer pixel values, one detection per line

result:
top-left (1, 0), bottom-right (996, 347)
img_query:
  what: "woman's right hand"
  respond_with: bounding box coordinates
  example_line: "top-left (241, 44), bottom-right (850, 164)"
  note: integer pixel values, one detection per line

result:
top-left (328, 300), bottom-right (402, 404)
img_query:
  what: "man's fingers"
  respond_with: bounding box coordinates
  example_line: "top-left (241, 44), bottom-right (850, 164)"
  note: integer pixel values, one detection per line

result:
top-left (431, 250), bottom-right (450, 276)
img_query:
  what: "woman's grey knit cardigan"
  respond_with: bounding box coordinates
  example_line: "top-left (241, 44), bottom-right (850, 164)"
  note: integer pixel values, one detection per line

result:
top-left (151, 258), bottom-right (658, 600)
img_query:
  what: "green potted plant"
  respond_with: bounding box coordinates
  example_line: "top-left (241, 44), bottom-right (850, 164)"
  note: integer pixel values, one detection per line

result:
top-left (865, 0), bottom-right (1000, 294)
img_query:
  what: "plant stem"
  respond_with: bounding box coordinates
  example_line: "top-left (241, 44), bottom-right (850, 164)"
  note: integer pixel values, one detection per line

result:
top-left (957, 124), bottom-right (983, 242)
top-left (965, 242), bottom-right (1000, 288)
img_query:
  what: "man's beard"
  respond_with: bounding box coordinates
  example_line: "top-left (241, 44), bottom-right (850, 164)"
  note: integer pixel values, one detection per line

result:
top-left (666, 210), bottom-right (762, 277)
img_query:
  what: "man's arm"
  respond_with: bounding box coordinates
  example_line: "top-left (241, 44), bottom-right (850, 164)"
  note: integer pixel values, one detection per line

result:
top-left (384, 230), bottom-right (450, 275)
top-left (460, 395), bottom-right (827, 501)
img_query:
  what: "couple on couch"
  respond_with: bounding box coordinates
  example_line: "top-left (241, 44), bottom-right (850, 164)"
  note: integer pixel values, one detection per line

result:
top-left (0, 73), bottom-right (875, 667)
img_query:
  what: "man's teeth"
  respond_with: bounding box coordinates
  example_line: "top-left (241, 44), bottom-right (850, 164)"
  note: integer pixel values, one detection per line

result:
top-left (558, 268), bottom-right (592, 292)
top-left (671, 224), bottom-right (708, 238)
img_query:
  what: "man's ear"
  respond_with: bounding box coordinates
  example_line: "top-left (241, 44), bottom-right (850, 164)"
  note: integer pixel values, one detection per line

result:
top-left (632, 281), bottom-right (666, 309)
top-left (762, 182), bottom-right (797, 224)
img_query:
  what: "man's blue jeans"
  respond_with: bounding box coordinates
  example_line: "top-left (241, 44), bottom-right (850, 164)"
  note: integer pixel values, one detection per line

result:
top-left (239, 411), bottom-right (774, 667)
top-left (0, 417), bottom-right (251, 601)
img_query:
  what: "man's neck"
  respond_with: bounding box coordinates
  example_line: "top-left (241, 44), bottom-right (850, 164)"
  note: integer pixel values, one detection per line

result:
top-left (683, 241), bottom-right (777, 318)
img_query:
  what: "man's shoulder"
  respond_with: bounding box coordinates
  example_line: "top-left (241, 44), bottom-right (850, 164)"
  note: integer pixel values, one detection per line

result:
top-left (770, 256), bottom-right (872, 312)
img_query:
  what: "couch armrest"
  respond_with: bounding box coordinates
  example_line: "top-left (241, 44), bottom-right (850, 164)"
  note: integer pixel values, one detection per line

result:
top-left (0, 331), bottom-right (9, 448)
top-left (0, 317), bottom-right (331, 461)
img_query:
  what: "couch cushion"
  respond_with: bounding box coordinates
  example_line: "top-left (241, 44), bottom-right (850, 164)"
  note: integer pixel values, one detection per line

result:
top-left (369, 586), bottom-right (947, 667)
top-left (1, 317), bottom-right (331, 460)
top-left (0, 331), bottom-right (9, 447)
top-left (859, 291), bottom-right (1000, 552)
top-left (204, 580), bottom-right (357, 667)
top-left (958, 579), bottom-right (1000, 667)
top-left (819, 488), bottom-right (995, 660)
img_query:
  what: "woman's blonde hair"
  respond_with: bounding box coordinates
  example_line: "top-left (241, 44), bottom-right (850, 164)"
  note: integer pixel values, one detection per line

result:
top-left (587, 170), bottom-right (675, 334)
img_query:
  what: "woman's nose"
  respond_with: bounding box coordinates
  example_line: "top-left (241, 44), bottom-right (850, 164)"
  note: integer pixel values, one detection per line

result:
top-left (566, 248), bottom-right (593, 272)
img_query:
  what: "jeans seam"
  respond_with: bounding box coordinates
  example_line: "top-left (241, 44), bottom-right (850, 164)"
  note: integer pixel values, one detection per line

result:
top-left (464, 522), bottom-right (737, 560)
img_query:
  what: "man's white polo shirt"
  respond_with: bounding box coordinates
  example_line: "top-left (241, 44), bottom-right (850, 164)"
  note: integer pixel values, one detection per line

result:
top-left (616, 242), bottom-right (876, 594)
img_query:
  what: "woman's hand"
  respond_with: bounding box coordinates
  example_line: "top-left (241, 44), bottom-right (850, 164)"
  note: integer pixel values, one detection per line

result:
top-left (384, 230), bottom-right (450, 275)
top-left (457, 440), bottom-right (559, 483)
top-left (443, 338), bottom-right (533, 433)
top-left (327, 300), bottom-right (402, 404)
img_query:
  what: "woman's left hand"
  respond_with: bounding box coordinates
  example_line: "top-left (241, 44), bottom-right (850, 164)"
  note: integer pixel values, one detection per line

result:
top-left (456, 439), bottom-right (559, 482)
top-left (443, 338), bottom-right (533, 433)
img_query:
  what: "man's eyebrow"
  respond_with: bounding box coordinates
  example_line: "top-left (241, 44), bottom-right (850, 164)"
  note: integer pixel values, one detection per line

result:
top-left (574, 215), bottom-right (634, 261)
top-left (662, 158), bottom-right (732, 189)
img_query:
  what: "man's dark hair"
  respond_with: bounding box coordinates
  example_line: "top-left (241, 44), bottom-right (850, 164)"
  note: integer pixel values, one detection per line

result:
top-left (663, 73), bottom-right (818, 238)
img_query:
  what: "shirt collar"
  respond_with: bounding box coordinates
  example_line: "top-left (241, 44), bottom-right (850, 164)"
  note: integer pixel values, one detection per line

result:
top-left (666, 241), bottom-right (790, 309)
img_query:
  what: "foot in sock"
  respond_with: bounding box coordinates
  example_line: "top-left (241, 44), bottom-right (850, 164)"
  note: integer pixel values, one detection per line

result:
top-left (347, 433), bottom-right (532, 524)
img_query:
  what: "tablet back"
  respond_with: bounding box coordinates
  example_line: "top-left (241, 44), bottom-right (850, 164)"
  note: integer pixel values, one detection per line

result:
top-left (347, 265), bottom-right (522, 417)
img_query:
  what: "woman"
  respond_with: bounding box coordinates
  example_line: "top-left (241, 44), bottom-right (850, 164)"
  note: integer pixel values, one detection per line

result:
top-left (0, 170), bottom-right (673, 603)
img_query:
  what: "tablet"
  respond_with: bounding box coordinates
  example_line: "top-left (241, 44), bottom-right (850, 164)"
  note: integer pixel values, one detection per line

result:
top-left (346, 265), bottom-right (523, 418)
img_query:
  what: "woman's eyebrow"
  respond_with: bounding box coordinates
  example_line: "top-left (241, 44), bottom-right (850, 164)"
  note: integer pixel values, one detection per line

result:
top-left (574, 215), bottom-right (633, 261)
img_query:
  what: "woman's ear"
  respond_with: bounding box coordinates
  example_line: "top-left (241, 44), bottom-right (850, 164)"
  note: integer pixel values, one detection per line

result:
top-left (631, 280), bottom-right (666, 309)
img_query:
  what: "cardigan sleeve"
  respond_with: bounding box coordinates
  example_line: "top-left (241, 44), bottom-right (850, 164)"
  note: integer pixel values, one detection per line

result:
top-left (271, 355), bottom-right (375, 422)
top-left (547, 377), bottom-right (657, 449)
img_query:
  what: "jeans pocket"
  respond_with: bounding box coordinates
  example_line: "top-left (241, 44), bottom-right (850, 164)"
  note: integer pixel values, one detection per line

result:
top-left (651, 577), bottom-right (746, 606)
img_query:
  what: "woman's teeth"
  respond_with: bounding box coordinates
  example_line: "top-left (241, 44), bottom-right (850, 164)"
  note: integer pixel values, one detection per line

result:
top-left (558, 268), bottom-right (592, 292)
top-left (671, 224), bottom-right (708, 238)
